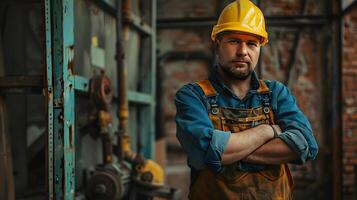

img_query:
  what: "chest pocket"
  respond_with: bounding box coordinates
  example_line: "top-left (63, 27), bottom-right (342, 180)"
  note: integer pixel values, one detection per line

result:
top-left (220, 106), bottom-right (271, 132)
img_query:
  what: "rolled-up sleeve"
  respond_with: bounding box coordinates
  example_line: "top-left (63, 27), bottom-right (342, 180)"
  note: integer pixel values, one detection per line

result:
top-left (175, 84), bottom-right (231, 172)
top-left (273, 82), bottom-right (319, 164)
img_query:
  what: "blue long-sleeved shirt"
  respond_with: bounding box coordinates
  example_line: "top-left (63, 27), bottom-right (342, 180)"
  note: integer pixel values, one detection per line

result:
top-left (175, 70), bottom-right (318, 173)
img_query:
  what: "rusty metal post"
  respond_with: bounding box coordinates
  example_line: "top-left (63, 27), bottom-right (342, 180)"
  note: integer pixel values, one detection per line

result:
top-left (331, 0), bottom-right (343, 199)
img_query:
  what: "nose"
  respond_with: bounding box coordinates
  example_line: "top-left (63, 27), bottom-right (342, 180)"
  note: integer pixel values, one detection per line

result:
top-left (236, 42), bottom-right (248, 57)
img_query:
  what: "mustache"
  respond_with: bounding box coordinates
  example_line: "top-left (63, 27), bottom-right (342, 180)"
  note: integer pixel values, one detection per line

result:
top-left (231, 59), bottom-right (250, 63)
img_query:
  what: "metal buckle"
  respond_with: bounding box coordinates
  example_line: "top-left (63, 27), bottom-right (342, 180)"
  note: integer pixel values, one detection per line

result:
top-left (263, 107), bottom-right (270, 114)
top-left (211, 105), bottom-right (219, 115)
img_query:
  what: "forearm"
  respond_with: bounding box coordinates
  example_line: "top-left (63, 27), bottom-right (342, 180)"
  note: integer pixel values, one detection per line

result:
top-left (242, 138), bottom-right (299, 165)
top-left (221, 124), bottom-right (274, 165)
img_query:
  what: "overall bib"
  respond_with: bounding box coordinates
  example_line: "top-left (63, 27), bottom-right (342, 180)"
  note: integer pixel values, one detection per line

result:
top-left (188, 80), bottom-right (293, 200)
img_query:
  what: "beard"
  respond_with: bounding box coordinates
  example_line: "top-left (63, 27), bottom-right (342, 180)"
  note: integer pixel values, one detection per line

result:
top-left (219, 62), bottom-right (253, 80)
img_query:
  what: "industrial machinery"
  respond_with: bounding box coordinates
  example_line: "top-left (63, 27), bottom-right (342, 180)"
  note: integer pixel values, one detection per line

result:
top-left (84, 74), bottom-right (178, 200)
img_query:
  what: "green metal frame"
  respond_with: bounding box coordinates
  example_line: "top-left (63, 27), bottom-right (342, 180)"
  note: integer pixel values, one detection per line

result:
top-left (46, 0), bottom-right (75, 199)
top-left (44, 0), bottom-right (53, 198)
top-left (146, 0), bottom-right (157, 158)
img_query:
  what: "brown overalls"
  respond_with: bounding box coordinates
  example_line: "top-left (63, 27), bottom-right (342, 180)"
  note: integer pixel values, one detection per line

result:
top-left (188, 79), bottom-right (293, 200)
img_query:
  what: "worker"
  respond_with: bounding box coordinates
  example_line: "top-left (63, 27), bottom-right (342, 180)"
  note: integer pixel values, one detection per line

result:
top-left (175, 0), bottom-right (319, 199)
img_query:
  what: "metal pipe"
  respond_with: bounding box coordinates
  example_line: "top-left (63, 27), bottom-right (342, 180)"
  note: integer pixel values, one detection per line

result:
top-left (116, 0), bottom-right (133, 162)
top-left (116, 0), bottom-right (124, 161)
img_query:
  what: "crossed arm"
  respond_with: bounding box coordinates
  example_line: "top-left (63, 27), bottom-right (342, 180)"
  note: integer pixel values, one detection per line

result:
top-left (175, 83), bottom-right (317, 171)
top-left (221, 124), bottom-right (299, 165)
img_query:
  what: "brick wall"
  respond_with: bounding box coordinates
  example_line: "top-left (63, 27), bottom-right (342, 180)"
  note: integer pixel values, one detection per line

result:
top-left (157, 0), bottom-right (216, 18)
top-left (343, 8), bottom-right (357, 199)
top-left (260, 0), bottom-right (324, 15)
top-left (261, 29), bottom-right (324, 193)
top-left (157, 28), bottom-right (212, 199)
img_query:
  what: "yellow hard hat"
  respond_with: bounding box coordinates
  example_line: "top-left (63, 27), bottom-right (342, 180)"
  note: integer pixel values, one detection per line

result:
top-left (211, 0), bottom-right (268, 45)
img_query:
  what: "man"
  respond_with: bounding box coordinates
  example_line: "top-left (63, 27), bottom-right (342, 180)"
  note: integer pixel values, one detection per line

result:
top-left (175, 0), bottom-right (318, 199)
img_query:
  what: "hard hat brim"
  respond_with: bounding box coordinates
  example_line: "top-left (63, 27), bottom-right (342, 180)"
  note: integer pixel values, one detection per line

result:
top-left (211, 23), bottom-right (268, 45)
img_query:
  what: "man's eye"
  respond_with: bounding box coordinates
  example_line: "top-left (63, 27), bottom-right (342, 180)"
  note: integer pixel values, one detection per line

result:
top-left (248, 42), bottom-right (258, 47)
top-left (228, 39), bottom-right (239, 44)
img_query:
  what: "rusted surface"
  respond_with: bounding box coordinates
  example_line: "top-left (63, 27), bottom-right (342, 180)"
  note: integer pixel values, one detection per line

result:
top-left (90, 75), bottom-right (113, 110)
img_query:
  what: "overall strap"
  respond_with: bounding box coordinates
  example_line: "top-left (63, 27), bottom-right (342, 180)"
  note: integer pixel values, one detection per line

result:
top-left (257, 80), bottom-right (271, 107)
top-left (257, 80), bottom-right (276, 124)
top-left (195, 80), bottom-right (219, 115)
top-left (196, 80), bottom-right (217, 97)
top-left (257, 80), bottom-right (270, 94)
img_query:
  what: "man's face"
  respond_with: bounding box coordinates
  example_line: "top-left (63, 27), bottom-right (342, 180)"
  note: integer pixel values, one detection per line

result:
top-left (216, 32), bottom-right (261, 80)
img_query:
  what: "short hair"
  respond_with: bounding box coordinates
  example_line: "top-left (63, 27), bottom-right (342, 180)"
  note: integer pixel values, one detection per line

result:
top-left (215, 31), bottom-right (234, 41)
top-left (215, 31), bottom-right (263, 43)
